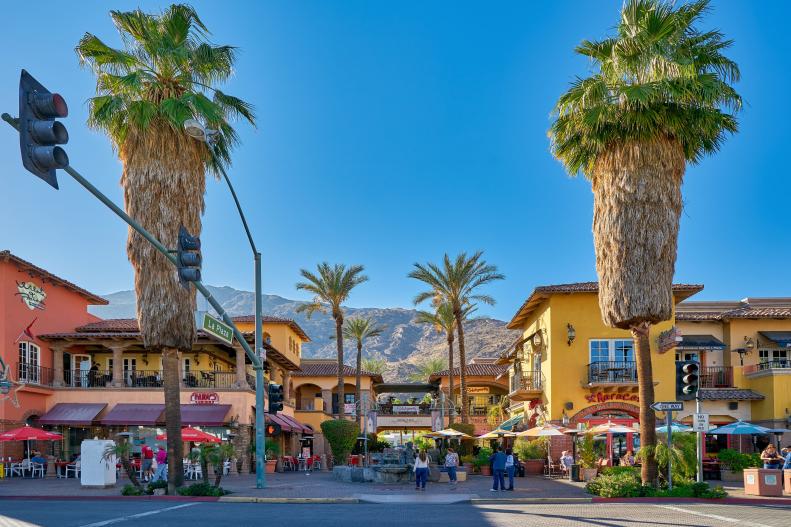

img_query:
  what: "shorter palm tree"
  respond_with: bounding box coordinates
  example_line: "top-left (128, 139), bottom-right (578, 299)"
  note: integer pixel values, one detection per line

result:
top-left (409, 357), bottom-right (448, 383)
top-left (361, 357), bottom-right (387, 376)
top-left (296, 263), bottom-right (368, 418)
top-left (103, 439), bottom-right (141, 489)
top-left (343, 317), bottom-right (385, 419)
top-left (190, 443), bottom-right (236, 488)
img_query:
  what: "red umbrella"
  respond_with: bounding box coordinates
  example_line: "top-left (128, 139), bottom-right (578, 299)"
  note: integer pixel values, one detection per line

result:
top-left (0, 425), bottom-right (62, 441)
top-left (156, 427), bottom-right (221, 443)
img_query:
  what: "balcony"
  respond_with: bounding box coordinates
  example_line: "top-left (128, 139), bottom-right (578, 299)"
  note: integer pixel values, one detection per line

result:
top-left (587, 361), bottom-right (637, 385)
top-left (700, 366), bottom-right (733, 388)
top-left (15, 363), bottom-right (54, 387)
top-left (744, 359), bottom-right (791, 375)
top-left (508, 371), bottom-right (544, 401)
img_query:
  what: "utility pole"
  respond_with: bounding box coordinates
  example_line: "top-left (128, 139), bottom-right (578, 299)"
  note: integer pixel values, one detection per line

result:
top-left (696, 391), bottom-right (703, 483)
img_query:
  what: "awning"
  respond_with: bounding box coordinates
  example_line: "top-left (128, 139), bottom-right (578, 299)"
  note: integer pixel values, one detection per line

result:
top-left (38, 403), bottom-right (106, 426)
top-left (266, 413), bottom-right (294, 432)
top-left (180, 404), bottom-right (232, 426)
top-left (498, 414), bottom-right (524, 431)
top-left (759, 331), bottom-right (791, 348)
top-left (277, 413), bottom-right (312, 434)
top-left (101, 404), bottom-right (165, 426)
top-left (677, 334), bottom-right (726, 351)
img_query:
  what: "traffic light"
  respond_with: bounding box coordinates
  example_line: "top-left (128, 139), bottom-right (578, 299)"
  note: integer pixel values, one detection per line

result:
top-left (675, 360), bottom-right (700, 400)
top-left (176, 226), bottom-right (201, 287)
top-left (268, 383), bottom-right (284, 414)
top-left (18, 70), bottom-right (69, 189)
top-left (265, 423), bottom-right (281, 437)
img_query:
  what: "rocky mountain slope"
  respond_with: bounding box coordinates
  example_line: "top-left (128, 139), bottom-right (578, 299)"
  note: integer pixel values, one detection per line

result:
top-left (91, 286), bottom-right (518, 380)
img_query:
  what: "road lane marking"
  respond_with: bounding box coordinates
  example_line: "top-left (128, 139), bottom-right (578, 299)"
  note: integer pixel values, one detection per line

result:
top-left (78, 503), bottom-right (200, 527)
top-left (654, 504), bottom-right (774, 527)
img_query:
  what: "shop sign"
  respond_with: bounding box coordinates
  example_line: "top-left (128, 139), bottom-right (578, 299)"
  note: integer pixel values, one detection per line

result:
top-left (16, 281), bottom-right (46, 310)
top-left (392, 405), bottom-right (419, 414)
top-left (656, 326), bottom-right (681, 354)
top-left (344, 403), bottom-right (356, 415)
top-left (585, 392), bottom-right (639, 404)
top-left (466, 387), bottom-right (489, 395)
top-left (377, 415), bottom-right (432, 428)
top-left (190, 392), bottom-right (219, 405)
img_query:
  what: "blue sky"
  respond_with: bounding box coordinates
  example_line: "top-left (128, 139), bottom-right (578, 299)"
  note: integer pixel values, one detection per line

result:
top-left (1, 1), bottom-right (789, 321)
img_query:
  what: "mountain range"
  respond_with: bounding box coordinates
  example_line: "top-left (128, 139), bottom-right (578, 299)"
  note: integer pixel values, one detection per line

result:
top-left (89, 286), bottom-right (518, 381)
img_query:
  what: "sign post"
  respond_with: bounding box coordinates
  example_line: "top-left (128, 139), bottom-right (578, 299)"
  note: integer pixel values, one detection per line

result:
top-left (650, 402), bottom-right (684, 490)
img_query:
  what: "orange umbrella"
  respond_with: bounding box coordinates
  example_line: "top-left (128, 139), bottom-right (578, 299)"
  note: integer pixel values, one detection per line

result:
top-left (156, 427), bottom-right (221, 443)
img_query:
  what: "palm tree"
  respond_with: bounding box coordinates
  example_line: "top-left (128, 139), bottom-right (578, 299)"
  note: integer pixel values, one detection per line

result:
top-left (409, 252), bottom-right (504, 423)
top-left (103, 439), bottom-right (141, 489)
top-left (296, 263), bottom-right (368, 418)
top-left (549, 0), bottom-right (740, 485)
top-left (343, 317), bottom-right (385, 421)
top-left (77, 5), bottom-right (255, 492)
top-left (361, 357), bottom-right (387, 376)
top-left (409, 357), bottom-right (448, 383)
top-left (415, 303), bottom-right (474, 423)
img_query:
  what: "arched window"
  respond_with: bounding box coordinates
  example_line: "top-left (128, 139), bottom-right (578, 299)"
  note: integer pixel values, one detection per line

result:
top-left (18, 341), bottom-right (40, 383)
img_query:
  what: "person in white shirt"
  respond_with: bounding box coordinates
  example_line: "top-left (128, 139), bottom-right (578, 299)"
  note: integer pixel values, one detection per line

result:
top-left (505, 448), bottom-right (516, 491)
top-left (413, 450), bottom-right (430, 491)
top-left (444, 447), bottom-right (459, 489)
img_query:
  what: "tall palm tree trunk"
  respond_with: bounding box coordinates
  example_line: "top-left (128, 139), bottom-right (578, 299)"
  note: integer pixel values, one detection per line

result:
top-left (453, 307), bottom-right (468, 423)
top-left (355, 341), bottom-right (362, 426)
top-left (632, 322), bottom-right (657, 485)
top-left (335, 314), bottom-right (345, 419)
top-left (447, 333), bottom-right (455, 424)
top-left (162, 347), bottom-right (184, 492)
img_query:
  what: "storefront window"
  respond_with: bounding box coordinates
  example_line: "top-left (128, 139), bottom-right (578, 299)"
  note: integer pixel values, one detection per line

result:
top-left (705, 433), bottom-right (728, 454)
top-left (18, 341), bottom-right (39, 383)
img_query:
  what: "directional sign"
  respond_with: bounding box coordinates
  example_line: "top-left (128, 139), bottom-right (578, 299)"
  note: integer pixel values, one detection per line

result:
top-left (650, 401), bottom-right (684, 412)
top-left (202, 313), bottom-right (234, 346)
top-left (693, 413), bottom-right (709, 432)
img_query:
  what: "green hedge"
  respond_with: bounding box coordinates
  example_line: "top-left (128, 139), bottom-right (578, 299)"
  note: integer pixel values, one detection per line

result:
top-left (321, 419), bottom-right (360, 463)
top-left (716, 449), bottom-right (761, 471)
top-left (585, 470), bottom-right (727, 498)
top-left (176, 482), bottom-right (230, 497)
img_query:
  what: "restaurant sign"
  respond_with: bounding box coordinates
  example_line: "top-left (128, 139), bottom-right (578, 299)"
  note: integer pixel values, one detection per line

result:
top-left (392, 405), bottom-right (419, 414)
top-left (16, 281), bottom-right (46, 310)
top-left (466, 387), bottom-right (490, 395)
top-left (190, 392), bottom-right (219, 405)
top-left (585, 392), bottom-right (639, 404)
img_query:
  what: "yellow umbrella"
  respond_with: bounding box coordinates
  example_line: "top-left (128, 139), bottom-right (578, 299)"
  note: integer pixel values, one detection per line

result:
top-left (587, 421), bottom-right (638, 435)
top-left (516, 424), bottom-right (571, 437)
top-left (426, 428), bottom-right (472, 439)
top-left (477, 427), bottom-right (517, 440)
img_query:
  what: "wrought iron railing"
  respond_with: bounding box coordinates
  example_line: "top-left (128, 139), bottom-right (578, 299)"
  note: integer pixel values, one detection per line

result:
top-left (16, 363), bottom-right (54, 386)
top-left (510, 371), bottom-right (544, 392)
top-left (587, 361), bottom-right (638, 384)
top-left (700, 366), bottom-right (733, 388)
top-left (755, 359), bottom-right (791, 372)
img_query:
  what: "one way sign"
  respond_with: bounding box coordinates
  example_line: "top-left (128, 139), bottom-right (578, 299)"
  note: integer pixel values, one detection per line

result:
top-left (650, 401), bottom-right (684, 412)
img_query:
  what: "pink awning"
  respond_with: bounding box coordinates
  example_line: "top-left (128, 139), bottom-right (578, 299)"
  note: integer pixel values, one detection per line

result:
top-left (180, 404), bottom-right (232, 426)
top-left (38, 403), bottom-right (106, 426)
top-left (101, 404), bottom-right (165, 425)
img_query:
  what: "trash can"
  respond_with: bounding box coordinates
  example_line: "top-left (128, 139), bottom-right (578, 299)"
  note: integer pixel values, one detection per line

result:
top-left (743, 468), bottom-right (783, 497)
top-left (570, 464), bottom-right (580, 482)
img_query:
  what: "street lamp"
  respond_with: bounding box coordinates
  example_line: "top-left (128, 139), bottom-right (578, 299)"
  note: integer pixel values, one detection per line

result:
top-left (185, 120), bottom-right (266, 489)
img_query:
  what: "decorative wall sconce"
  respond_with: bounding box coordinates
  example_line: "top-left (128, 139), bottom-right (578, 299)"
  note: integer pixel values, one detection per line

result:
top-left (735, 336), bottom-right (755, 366)
top-left (194, 354), bottom-right (201, 367)
top-left (567, 323), bottom-right (576, 346)
top-left (561, 409), bottom-right (570, 426)
top-left (141, 353), bottom-right (149, 366)
top-left (532, 331), bottom-right (543, 349)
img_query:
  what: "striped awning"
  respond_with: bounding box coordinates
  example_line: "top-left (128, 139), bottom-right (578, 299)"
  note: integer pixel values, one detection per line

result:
top-left (498, 413), bottom-right (524, 431)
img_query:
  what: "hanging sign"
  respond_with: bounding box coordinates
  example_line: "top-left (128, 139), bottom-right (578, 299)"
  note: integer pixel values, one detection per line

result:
top-left (16, 281), bottom-right (46, 310)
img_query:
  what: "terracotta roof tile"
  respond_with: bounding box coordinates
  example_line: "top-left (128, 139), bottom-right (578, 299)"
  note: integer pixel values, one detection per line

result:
top-left (676, 299), bottom-right (791, 321)
top-left (231, 315), bottom-right (310, 341)
top-left (292, 361), bottom-right (383, 383)
top-left (699, 388), bottom-right (764, 401)
top-left (0, 250), bottom-right (108, 305)
top-left (429, 363), bottom-right (509, 381)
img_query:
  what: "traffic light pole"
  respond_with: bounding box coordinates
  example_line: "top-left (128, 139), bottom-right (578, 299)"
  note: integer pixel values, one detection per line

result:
top-left (3, 110), bottom-right (267, 489)
top-left (696, 391), bottom-right (703, 483)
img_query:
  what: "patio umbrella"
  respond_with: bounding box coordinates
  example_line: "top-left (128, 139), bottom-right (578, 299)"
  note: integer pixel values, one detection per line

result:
top-left (587, 421), bottom-right (639, 435)
top-left (156, 427), bottom-right (221, 443)
top-left (707, 421), bottom-right (771, 435)
top-left (656, 422), bottom-right (693, 434)
top-left (477, 428), bottom-right (517, 440)
top-left (425, 428), bottom-right (472, 439)
top-left (0, 425), bottom-right (62, 459)
top-left (516, 424), bottom-right (571, 437)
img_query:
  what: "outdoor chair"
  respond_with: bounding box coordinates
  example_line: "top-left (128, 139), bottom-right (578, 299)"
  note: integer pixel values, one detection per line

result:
top-left (544, 457), bottom-right (561, 478)
top-left (310, 455), bottom-right (322, 471)
top-left (9, 460), bottom-right (26, 478)
top-left (223, 460), bottom-right (231, 475)
top-left (281, 457), bottom-right (294, 471)
top-left (65, 461), bottom-right (80, 478)
top-left (30, 462), bottom-right (45, 478)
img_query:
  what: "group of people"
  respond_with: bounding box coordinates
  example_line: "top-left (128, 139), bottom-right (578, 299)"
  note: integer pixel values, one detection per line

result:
top-left (140, 444), bottom-right (168, 482)
top-left (488, 446), bottom-right (517, 491)
top-left (760, 444), bottom-right (791, 470)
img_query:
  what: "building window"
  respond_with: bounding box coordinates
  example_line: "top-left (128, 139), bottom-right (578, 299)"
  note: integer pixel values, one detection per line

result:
top-left (18, 341), bottom-right (40, 383)
top-left (590, 339), bottom-right (635, 363)
top-left (590, 340), bottom-right (610, 363)
top-left (675, 351), bottom-right (699, 362)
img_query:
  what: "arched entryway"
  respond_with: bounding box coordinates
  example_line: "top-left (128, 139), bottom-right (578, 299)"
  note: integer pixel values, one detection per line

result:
top-left (570, 402), bottom-right (640, 466)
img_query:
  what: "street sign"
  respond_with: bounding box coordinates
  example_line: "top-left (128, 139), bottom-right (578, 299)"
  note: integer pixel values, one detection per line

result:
top-left (693, 413), bottom-right (709, 432)
top-left (650, 401), bottom-right (684, 412)
top-left (202, 313), bottom-right (233, 345)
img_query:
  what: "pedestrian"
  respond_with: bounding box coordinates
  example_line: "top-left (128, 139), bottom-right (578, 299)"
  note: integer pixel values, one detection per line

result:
top-left (505, 448), bottom-right (515, 491)
top-left (560, 450), bottom-right (574, 478)
top-left (782, 446), bottom-right (791, 471)
top-left (152, 445), bottom-right (168, 482)
top-left (414, 449), bottom-right (430, 491)
top-left (489, 446), bottom-right (506, 491)
top-left (444, 447), bottom-right (459, 489)
top-left (141, 444), bottom-right (154, 482)
top-left (760, 444), bottom-right (783, 469)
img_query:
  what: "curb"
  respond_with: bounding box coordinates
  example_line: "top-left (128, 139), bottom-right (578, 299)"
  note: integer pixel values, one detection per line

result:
top-left (471, 497), bottom-right (593, 504)
top-left (592, 497), bottom-right (791, 506)
top-left (0, 495), bottom-right (220, 502)
top-left (218, 497), bottom-right (359, 504)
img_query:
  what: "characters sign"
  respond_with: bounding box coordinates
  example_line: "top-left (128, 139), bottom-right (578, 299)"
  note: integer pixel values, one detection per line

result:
top-left (585, 392), bottom-right (639, 404)
top-left (656, 326), bottom-right (682, 354)
top-left (16, 282), bottom-right (46, 310)
top-left (190, 392), bottom-right (219, 405)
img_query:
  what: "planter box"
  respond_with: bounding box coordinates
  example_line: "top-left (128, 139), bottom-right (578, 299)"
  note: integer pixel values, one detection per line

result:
top-left (720, 469), bottom-right (743, 482)
top-left (743, 468), bottom-right (783, 497)
top-left (462, 463), bottom-right (474, 474)
top-left (522, 459), bottom-right (544, 476)
top-left (785, 470), bottom-right (791, 494)
top-left (479, 465), bottom-right (491, 476)
top-left (581, 468), bottom-right (598, 482)
top-left (265, 460), bottom-right (277, 474)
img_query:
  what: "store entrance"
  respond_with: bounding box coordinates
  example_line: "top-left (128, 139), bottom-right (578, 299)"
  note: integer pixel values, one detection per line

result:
top-left (582, 411), bottom-right (639, 466)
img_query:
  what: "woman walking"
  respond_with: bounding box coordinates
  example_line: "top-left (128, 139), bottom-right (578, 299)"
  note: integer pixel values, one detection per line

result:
top-left (505, 448), bottom-right (515, 491)
top-left (445, 447), bottom-right (459, 489)
top-left (414, 450), bottom-right (430, 491)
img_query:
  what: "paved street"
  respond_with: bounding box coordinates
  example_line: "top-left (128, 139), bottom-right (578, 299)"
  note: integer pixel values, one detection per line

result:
top-left (0, 501), bottom-right (790, 527)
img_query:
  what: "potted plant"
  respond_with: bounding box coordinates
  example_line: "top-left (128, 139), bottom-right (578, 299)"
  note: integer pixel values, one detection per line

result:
top-left (474, 447), bottom-right (493, 476)
top-left (716, 449), bottom-right (761, 481)
top-left (579, 433), bottom-right (598, 482)
top-left (461, 454), bottom-right (475, 474)
top-left (265, 438), bottom-right (280, 474)
top-left (515, 438), bottom-right (547, 475)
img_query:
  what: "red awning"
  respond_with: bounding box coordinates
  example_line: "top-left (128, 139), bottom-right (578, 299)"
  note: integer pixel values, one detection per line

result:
top-left (101, 404), bottom-right (165, 425)
top-left (38, 403), bottom-right (107, 426)
top-left (180, 404), bottom-right (232, 426)
top-left (277, 413), bottom-right (312, 434)
top-left (266, 413), bottom-right (293, 432)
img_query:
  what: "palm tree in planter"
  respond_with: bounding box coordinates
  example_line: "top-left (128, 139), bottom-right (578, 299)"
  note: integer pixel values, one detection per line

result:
top-left (409, 252), bottom-right (504, 423)
top-left (415, 302), bottom-right (474, 423)
top-left (77, 5), bottom-right (255, 492)
top-left (549, 0), bottom-right (740, 484)
top-left (342, 317), bottom-right (385, 423)
top-left (296, 263), bottom-right (368, 418)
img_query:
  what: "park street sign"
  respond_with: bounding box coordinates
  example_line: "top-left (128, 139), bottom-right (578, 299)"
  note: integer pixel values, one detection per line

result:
top-left (650, 401), bottom-right (684, 412)
top-left (693, 413), bottom-right (709, 432)
top-left (202, 313), bottom-right (234, 346)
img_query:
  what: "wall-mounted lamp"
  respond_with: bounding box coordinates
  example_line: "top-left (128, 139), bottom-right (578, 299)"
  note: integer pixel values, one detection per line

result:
top-left (194, 354), bottom-right (201, 367)
top-left (734, 336), bottom-right (755, 366)
top-left (567, 323), bottom-right (576, 346)
top-left (532, 331), bottom-right (543, 349)
top-left (141, 353), bottom-right (149, 366)
top-left (561, 410), bottom-right (570, 427)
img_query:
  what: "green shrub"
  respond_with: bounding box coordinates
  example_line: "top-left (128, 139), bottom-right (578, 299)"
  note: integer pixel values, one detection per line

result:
top-left (144, 479), bottom-right (168, 495)
top-left (579, 433), bottom-right (597, 469)
top-left (716, 449), bottom-right (761, 471)
top-left (601, 466), bottom-right (638, 477)
top-left (176, 482), bottom-right (229, 497)
top-left (473, 447), bottom-right (493, 468)
top-left (121, 483), bottom-right (144, 496)
top-left (585, 470), bottom-right (643, 497)
top-left (321, 419), bottom-right (360, 463)
top-left (514, 437), bottom-right (548, 460)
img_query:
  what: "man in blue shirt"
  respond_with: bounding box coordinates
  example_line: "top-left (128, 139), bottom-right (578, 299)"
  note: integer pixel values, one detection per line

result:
top-left (489, 446), bottom-right (507, 491)
top-left (782, 446), bottom-right (791, 470)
